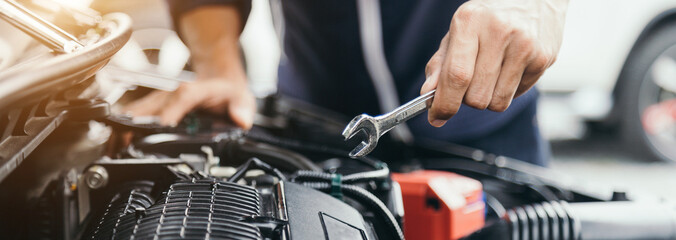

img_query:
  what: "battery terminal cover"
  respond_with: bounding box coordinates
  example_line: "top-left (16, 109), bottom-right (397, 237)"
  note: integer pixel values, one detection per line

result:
top-left (392, 170), bottom-right (485, 240)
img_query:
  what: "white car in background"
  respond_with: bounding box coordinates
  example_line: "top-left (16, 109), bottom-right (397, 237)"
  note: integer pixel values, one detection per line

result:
top-left (538, 0), bottom-right (676, 162)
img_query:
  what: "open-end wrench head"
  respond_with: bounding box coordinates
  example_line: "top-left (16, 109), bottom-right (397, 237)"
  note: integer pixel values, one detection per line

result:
top-left (343, 114), bottom-right (368, 138)
top-left (342, 114), bottom-right (379, 158)
top-left (348, 139), bottom-right (378, 158)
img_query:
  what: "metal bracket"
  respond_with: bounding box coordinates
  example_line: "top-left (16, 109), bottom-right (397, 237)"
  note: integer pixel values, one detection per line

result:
top-left (0, 0), bottom-right (83, 53)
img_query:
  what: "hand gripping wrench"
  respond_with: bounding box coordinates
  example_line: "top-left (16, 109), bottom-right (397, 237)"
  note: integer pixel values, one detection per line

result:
top-left (342, 90), bottom-right (436, 157)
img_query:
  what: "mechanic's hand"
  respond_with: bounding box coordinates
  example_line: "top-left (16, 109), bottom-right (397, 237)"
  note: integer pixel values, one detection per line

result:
top-left (124, 78), bottom-right (256, 129)
top-left (421, 0), bottom-right (568, 127)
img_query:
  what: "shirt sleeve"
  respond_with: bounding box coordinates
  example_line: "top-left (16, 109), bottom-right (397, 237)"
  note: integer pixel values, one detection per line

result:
top-left (165, 0), bottom-right (252, 33)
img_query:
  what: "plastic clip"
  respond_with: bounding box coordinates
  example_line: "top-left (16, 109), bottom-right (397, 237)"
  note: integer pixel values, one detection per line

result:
top-left (330, 173), bottom-right (343, 200)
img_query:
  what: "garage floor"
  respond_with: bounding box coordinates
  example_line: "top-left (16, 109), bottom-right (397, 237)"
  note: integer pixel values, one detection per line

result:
top-left (549, 131), bottom-right (676, 202)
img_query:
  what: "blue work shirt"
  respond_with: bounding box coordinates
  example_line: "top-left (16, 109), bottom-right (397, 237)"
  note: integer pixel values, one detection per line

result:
top-left (167, 0), bottom-right (548, 165)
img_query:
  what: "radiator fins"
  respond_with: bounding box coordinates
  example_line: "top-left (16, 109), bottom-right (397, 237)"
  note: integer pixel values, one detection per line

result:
top-left (85, 179), bottom-right (262, 240)
top-left (504, 201), bottom-right (581, 240)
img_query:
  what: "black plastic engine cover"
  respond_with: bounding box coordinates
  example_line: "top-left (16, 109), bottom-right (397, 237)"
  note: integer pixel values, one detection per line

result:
top-left (281, 182), bottom-right (373, 240)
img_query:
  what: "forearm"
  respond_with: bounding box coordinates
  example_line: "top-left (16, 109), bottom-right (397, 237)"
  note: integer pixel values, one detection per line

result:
top-left (178, 6), bottom-right (246, 80)
top-left (126, 2), bottom-right (255, 128)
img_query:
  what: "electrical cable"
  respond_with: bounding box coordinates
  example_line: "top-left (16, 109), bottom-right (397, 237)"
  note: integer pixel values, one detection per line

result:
top-left (244, 131), bottom-right (381, 169)
top-left (224, 138), bottom-right (322, 172)
top-left (483, 191), bottom-right (506, 218)
top-left (228, 157), bottom-right (286, 183)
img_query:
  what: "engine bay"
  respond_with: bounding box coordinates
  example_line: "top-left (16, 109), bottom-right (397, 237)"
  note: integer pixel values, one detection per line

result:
top-left (1, 4), bottom-right (676, 240)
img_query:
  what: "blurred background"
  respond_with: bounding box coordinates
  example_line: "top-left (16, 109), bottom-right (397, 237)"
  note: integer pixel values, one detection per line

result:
top-left (2, 0), bottom-right (676, 200)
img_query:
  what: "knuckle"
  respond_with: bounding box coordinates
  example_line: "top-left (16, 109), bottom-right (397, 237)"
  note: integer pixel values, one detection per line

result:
top-left (492, 29), bottom-right (512, 44)
top-left (521, 34), bottom-right (536, 44)
top-left (529, 54), bottom-right (551, 73)
top-left (515, 84), bottom-right (534, 97)
top-left (445, 67), bottom-right (473, 88)
top-left (498, 27), bottom-right (515, 42)
top-left (490, 17), bottom-right (513, 39)
top-left (474, 62), bottom-right (497, 77)
top-left (549, 55), bottom-right (558, 65)
top-left (493, 89), bottom-right (513, 101)
top-left (426, 57), bottom-right (442, 75)
top-left (464, 92), bottom-right (491, 110)
top-left (506, 24), bottom-right (522, 35)
top-left (488, 101), bottom-right (510, 112)
top-left (487, 13), bottom-right (523, 42)
top-left (489, 91), bottom-right (513, 112)
top-left (428, 55), bottom-right (442, 67)
top-left (519, 39), bottom-right (536, 57)
top-left (453, 3), bottom-right (478, 23)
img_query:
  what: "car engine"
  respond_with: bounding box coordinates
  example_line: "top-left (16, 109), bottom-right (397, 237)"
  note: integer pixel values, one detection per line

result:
top-left (1, 2), bottom-right (676, 240)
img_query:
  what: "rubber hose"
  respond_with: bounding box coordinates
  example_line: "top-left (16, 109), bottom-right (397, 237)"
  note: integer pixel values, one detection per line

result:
top-left (342, 167), bottom-right (389, 183)
top-left (291, 170), bottom-right (333, 182)
top-left (228, 158), bottom-right (287, 183)
top-left (244, 133), bottom-right (382, 169)
top-left (292, 167), bottom-right (389, 184)
top-left (224, 139), bottom-right (322, 172)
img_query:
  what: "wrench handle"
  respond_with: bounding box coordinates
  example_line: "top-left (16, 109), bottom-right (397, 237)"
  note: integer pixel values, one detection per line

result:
top-left (377, 90), bottom-right (435, 132)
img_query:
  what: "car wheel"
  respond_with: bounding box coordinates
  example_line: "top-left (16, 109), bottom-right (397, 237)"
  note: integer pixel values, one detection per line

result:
top-left (615, 21), bottom-right (676, 162)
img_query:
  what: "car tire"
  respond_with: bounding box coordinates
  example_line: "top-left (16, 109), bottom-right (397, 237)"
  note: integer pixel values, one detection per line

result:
top-left (614, 20), bottom-right (676, 162)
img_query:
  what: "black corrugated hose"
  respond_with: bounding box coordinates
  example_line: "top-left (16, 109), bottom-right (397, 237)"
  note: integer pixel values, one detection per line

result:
top-left (290, 164), bottom-right (389, 184)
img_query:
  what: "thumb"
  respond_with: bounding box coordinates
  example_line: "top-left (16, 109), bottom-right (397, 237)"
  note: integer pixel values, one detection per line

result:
top-left (228, 93), bottom-right (256, 130)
